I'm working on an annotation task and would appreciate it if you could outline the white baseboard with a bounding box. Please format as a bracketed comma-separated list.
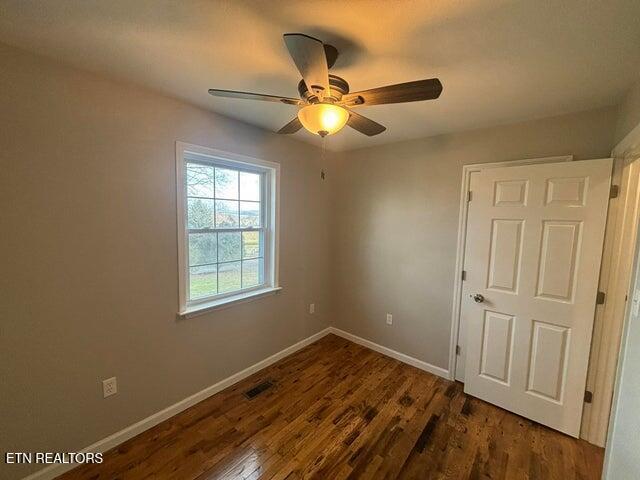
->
[22, 327, 332, 480]
[328, 327, 451, 379]
[22, 325, 449, 480]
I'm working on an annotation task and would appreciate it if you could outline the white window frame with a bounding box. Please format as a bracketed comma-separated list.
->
[176, 142, 280, 318]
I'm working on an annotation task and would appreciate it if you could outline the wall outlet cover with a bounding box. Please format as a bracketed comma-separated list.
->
[103, 377, 117, 398]
[386, 313, 393, 325]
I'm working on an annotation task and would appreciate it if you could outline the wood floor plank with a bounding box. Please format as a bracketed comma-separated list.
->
[56, 334, 604, 480]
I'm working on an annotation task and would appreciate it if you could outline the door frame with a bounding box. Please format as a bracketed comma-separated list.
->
[602, 154, 640, 478]
[448, 155, 573, 382]
[581, 143, 640, 446]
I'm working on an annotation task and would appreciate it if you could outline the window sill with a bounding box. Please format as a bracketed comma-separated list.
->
[177, 286, 282, 319]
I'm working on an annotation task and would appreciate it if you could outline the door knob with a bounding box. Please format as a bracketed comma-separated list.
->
[470, 293, 485, 303]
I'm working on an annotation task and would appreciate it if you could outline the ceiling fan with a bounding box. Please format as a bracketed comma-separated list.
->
[208, 33, 443, 137]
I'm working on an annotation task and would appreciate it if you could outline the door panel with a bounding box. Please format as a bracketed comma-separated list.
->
[487, 219, 524, 293]
[536, 221, 582, 302]
[462, 158, 612, 437]
[545, 177, 587, 206]
[527, 320, 570, 402]
[494, 179, 529, 206]
[480, 311, 514, 384]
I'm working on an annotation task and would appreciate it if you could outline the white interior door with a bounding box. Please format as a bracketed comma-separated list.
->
[462, 158, 612, 437]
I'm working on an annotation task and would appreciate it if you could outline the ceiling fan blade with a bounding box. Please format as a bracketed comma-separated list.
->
[324, 44, 339, 69]
[345, 109, 386, 136]
[277, 117, 303, 134]
[340, 78, 443, 107]
[283, 33, 330, 100]
[208, 89, 302, 105]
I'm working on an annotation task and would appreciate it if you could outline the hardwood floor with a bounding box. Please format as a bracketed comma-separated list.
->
[57, 334, 604, 480]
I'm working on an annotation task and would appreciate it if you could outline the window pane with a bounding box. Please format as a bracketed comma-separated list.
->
[182, 155, 272, 303]
[188, 233, 216, 266]
[240, 172, 260, 201]
[240, 201, 260, 228]
[215, 200, 239, 228]
[189, 265, 217, 299]
[215, 168, 238, 199]
[187, 198, 214, 229]
[242, 231, 261, 259]
[218, 261, 241, 293]
[186, 164, 214, 198]
[218, 232, 241, 262]
[242, 258, 263, 288]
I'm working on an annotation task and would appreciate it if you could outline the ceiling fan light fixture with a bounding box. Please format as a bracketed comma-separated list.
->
[297, 103, 349, 137]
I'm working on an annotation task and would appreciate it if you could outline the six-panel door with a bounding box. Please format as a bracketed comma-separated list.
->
[462, 159, 612, 437]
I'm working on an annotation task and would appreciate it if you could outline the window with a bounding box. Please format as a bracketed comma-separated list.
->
[176, 143, 279, 315]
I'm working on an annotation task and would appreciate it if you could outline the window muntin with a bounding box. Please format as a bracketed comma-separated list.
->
[178, 145, 277, 309]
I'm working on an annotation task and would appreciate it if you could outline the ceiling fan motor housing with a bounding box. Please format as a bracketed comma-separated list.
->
[298, 74, 350, 104]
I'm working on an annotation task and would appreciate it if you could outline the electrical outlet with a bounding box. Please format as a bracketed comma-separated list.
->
[309, 303, 315, 314]
[103, 377, 117, 398]
[386, 313, 393, 325]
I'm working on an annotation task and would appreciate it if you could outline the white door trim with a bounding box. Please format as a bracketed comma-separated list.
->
[448, 155, 573, 382]
[581, 151, 640, 446]
[603, 160, 640, 478]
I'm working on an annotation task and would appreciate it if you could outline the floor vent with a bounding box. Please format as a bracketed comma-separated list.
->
[244, 380, 274, 399]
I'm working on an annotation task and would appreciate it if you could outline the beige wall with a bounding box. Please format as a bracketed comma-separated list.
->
[331, 107, 618, 371]
[615, 78, 640, 145]
[0, 44, 333, 479]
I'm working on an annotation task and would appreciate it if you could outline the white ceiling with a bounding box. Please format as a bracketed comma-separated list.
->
[1, 0, 639, 151]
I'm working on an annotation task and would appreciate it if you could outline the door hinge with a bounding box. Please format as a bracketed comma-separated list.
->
[610, 185, 619, 199]
[596, 291, 606, 305]
[461, 270, 467, 281]
[467, 191, 472, 202]
[456, 345, 461, 356]
[584, 390, 593, 403]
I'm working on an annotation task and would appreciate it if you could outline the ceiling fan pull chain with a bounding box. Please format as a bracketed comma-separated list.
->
[321, 136, 326, 180]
